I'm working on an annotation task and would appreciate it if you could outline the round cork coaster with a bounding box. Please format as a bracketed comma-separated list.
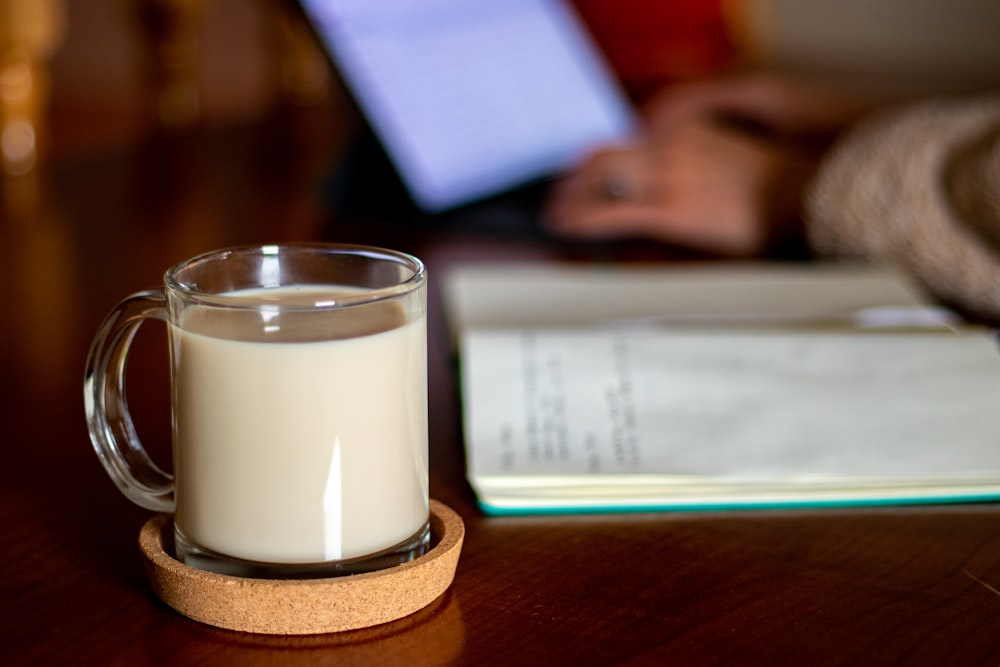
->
[138, 499, 464, 635]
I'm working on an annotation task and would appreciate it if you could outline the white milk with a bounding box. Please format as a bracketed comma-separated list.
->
[170, 289, 428, 564]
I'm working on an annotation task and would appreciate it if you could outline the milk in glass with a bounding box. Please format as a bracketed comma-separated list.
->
[170, 287, 428, 564]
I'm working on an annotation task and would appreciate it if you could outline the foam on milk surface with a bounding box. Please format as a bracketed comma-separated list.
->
[170, 286, 428, 564]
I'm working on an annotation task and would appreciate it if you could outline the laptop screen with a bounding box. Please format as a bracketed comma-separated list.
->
[296, 0, 637, 213]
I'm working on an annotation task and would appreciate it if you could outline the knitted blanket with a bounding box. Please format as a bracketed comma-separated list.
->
[805, 96, 1000, 322]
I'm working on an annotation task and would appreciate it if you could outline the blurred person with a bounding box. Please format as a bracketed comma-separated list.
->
[543, 70, 1000, 323]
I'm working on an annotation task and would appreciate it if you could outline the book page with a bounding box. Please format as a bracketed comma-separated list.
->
[461, 328, 1000, 484]
[443, 263, 930, 332]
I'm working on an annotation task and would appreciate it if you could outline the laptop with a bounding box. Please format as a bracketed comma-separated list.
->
[291, 0, 637, 233]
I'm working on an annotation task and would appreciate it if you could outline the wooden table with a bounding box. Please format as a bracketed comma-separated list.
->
[5, 108, 1000, 666]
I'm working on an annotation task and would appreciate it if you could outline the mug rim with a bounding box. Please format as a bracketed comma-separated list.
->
[163, 243, 426, 310]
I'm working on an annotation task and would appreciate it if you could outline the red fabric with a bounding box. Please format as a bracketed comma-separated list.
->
[571, 0, 738, 102]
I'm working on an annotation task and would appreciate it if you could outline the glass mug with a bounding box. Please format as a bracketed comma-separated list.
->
[84, 244, 429, 578]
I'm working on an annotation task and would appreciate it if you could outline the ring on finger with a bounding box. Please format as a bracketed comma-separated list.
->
[601, 172, 638, 202]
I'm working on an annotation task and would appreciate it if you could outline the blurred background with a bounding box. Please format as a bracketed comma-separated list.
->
[2, 0, 999, 194]
[7, 0, 337, 170]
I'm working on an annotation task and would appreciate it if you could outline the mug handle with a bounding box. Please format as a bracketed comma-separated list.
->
[84, 289, 174, 512]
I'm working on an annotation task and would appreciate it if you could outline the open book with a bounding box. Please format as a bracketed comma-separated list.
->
[443, 262, 1000, 515]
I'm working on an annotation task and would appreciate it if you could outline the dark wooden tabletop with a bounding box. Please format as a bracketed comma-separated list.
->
[5, 106, 1000, 667]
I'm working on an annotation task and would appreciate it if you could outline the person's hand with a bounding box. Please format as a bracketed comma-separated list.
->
[643, 71, 873, 142]
[543, 72, 873, 256]
[543, 111, 816, 256]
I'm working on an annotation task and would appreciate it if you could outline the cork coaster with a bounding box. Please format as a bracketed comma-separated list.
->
[138, 499, 464, 635]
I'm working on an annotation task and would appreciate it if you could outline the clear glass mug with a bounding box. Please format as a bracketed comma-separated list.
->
[84, 244, 429, 578]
